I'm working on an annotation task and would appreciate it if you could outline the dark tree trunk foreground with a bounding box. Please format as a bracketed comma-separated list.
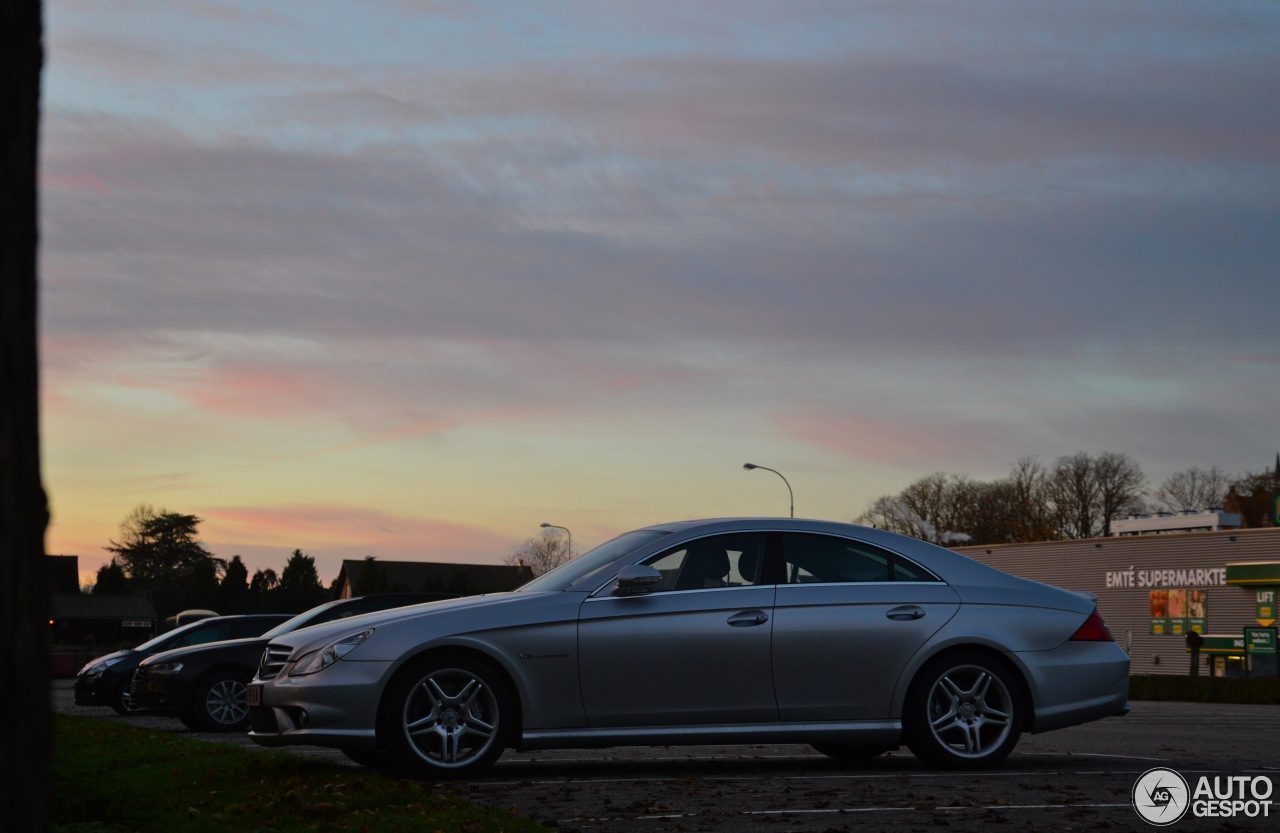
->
[0, 1, 50, 832]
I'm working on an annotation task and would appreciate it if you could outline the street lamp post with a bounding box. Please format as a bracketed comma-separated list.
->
[540, 522, 572, 558]
[743, 463, 793, 518]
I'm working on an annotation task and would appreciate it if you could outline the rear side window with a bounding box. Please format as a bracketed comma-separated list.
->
[781, 533, 938, 583]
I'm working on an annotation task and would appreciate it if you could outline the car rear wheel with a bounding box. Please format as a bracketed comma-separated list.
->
[904, 652, 1023, 769]
[380, 654, 511, 779]
[192, 670, 253, 732]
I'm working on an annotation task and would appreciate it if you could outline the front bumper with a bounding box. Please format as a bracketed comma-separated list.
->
[127, 674, 185, 714]
[247, 658, 396, 753]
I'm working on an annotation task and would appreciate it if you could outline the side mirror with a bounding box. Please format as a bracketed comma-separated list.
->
[614, 564, 662, 597]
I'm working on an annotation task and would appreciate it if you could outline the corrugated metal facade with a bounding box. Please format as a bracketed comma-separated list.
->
[953, 527, 1280, 676]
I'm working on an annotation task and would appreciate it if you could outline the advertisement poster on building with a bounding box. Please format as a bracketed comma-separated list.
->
[1168, 588, 1187, 634]
[1187, 588, 1207, 633]
[1150, 589, 1168, 634]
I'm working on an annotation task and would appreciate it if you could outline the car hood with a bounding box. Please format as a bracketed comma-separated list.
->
[141, 636, 267, 668]
[80, 648, 137, 671]
[271, 591, 559, 659]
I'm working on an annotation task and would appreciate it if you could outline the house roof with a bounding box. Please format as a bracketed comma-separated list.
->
[49, 592, 158, 620]
[335, 559, 534, 598]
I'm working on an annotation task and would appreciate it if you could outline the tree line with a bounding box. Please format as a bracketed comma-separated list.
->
[91, 505, 329, 619]
[857, 452, 1279, 547]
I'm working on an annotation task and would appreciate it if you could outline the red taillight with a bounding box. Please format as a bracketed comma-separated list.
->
[1069, 609, 1115, 642]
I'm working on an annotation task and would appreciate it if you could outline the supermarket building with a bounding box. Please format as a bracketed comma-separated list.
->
[953, 512, 1279, 676]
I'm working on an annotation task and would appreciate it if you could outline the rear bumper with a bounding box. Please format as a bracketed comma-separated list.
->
[1016, 640, 1131, 734]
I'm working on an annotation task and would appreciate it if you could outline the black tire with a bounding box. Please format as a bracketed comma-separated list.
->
[178, 712, 199, 730]
[810, 743, 892, 762]
[191, 669, 253, 732]
[904, 651, 1023, 769]
[110, 680, 131, 715]
[380, 654, 512, 779]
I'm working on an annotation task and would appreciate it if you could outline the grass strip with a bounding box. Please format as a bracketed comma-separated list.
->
[53, 715, 550, 833]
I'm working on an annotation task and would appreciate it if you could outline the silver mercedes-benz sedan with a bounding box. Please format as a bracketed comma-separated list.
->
[247, 518, 1129, 777]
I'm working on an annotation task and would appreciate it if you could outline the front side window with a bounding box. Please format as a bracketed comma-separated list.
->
[643, 533, 767, 592]
[781, 533, 937, 583]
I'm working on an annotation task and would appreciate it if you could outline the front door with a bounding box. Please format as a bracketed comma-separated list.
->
[577, 532, 777, 727]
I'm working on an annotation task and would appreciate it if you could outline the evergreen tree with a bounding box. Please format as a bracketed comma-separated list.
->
[219, 556, 250, 614]
[276, 549, 327, 612]
[103, 505, 220, 618]
[92, 561, 131, 595]
[248, 568, 279, 612]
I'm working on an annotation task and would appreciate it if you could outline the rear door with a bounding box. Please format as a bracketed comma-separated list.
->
[771, 533, 959, 721]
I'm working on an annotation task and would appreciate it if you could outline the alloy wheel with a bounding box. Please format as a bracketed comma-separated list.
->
[924, 664, 1014, 759]
[401, 667, 501, 769]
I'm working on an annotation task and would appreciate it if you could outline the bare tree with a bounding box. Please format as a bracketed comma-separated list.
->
[856, 474, 974, 545]
[1093, 451, 1146, 536]
[1003, 457, 1057, 541]
[505, 530, 573, 576]
[1051, 452, 1101, 538]
[1151, 467, 1230, 513]
[0, 2, 49, 830]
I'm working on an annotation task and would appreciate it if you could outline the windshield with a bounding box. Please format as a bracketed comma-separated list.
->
[516, 529, 670, 592]
[133, 618, 217, 652]
[259, 601, 342, 640]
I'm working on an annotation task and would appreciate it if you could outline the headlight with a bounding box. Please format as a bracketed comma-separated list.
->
[288, 629, 374, 677]
[146, 661, 184, 676]
[80, 656, 123, 677]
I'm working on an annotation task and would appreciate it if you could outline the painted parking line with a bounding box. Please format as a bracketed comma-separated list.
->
[558, 802, 1135, 824]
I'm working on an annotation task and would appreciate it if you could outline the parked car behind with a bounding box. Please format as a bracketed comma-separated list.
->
[130, 594, 451, 731]
[73, 614, 290, 714]
[247, 518, 1130, 777]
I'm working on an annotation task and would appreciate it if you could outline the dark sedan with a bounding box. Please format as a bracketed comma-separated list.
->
[73, 614, 290, 714]
[129, 594, 450, 731]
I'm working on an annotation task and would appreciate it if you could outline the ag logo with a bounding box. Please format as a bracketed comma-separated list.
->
[1133, 767, 1190, 825]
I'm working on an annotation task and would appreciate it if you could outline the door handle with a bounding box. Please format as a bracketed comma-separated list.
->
[886, 605, 925, 621]
[727, 610, 769, 627]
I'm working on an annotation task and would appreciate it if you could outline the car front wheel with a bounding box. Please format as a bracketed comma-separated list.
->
[381, 654, 511, 779]
[192, 670, 253, 732]
[904, 652, 1023, 769]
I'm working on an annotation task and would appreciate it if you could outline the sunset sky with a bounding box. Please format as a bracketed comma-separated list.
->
[40, 1, 1280, 589]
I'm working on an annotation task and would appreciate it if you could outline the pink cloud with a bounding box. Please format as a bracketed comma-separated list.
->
[776, 405, 1009, 473]
[172, 363, 332, 419]
[202, 503, 514, 562]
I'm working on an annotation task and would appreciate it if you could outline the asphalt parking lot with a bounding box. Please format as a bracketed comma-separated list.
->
[53, 681, 1280, 832]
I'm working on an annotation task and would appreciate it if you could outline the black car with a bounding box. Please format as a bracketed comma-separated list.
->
[129, 594, 450, 731]
[73, 614, 291, 714]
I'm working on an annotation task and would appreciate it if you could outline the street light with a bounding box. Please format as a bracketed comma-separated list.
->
[540, 522, 572, 558]
[743, 463, 793, 518]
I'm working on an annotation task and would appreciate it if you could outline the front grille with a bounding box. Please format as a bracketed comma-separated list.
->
[258, 644, 293, 681]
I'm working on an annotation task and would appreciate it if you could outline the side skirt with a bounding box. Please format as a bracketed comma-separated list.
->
[517, 720, 901, 751]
